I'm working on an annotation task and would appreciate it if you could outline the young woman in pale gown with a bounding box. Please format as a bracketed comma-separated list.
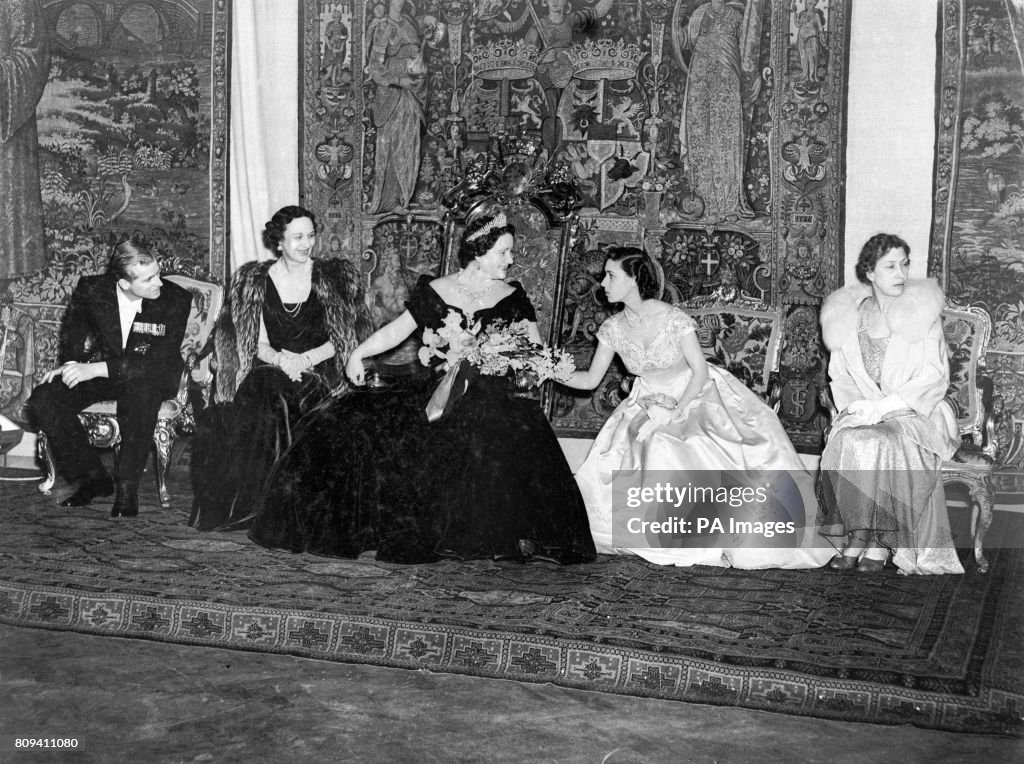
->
[562, 247, 833, 569]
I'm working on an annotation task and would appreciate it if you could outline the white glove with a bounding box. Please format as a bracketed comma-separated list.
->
[843, 398, 898, 427]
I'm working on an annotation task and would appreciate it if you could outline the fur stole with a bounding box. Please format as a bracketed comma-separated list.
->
[820, 278, 945, 352]
[214, 258, 371, 403]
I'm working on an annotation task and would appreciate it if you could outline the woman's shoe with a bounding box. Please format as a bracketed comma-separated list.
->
[856, 555, 888, 573]
[829, 554, 860, 571]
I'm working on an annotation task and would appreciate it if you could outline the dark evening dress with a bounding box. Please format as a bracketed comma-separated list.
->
[247, 276, 596, 564]
[189, 280, 334, 531]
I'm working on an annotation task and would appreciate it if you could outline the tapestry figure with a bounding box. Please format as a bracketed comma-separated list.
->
[673, 0, 762, 223]
[367, 0, 427, 214]
[795, 0, 825, 82]
[322, 7, 349, 87]
[0, 0, 50, 277]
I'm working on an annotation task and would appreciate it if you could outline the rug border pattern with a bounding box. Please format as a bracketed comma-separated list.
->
[2, 581, 1019, 736]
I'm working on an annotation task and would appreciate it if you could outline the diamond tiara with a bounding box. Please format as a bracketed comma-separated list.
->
[465, 212, 509, 242]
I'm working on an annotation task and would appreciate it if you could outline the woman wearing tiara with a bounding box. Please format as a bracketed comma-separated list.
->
[562, 247, 833, 568]
[248, 210, 596, 564]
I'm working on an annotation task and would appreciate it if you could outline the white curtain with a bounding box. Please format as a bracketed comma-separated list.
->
[844, 0, 937, 282]
[229, 0, 300, 273]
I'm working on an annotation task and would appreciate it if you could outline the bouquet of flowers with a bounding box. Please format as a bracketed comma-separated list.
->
[420, 309, 575, 421]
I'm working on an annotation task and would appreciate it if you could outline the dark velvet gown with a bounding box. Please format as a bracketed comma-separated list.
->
[247, 276, 596, 564]
[189, 280, 334, 531]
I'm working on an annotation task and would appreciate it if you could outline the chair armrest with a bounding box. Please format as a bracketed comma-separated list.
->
[818, 385, 838, 418]
[173, 355, 195, 407]
[979, 372, 999, 461]
[765, 371, 781, 413]
[818, 386, 838, 444]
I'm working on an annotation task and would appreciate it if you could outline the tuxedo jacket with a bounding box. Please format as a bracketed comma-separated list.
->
[59, 274, 193, 400]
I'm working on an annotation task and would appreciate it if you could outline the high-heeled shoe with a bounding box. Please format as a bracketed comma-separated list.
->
[856, 555, 888, 573]
[828, 554, 860, 571]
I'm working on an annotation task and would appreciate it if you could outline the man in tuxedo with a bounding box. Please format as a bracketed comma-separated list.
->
[27, 241, 192, 517]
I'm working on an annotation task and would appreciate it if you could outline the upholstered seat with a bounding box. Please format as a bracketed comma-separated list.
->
[37, 274, 223, 507]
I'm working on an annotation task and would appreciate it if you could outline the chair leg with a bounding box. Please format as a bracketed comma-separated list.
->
[37, 432, 57, 495]
[970, 477, 995, 574]
[154, 419, 174, 508]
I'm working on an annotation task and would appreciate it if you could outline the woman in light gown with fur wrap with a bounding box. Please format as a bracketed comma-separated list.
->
[819, 233, 962, 575]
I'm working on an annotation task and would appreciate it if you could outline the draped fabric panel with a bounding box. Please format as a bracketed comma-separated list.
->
[229, 0, 300, 274]
[844, 0, 937, 284]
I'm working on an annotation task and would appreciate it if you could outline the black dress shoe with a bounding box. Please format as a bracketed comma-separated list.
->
[60, 474, 115, 507]
[111, 480, 139, 518]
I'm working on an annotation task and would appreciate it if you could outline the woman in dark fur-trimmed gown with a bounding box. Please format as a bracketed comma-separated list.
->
[247, 210, 596, 564]
[188, 206, 369, 531]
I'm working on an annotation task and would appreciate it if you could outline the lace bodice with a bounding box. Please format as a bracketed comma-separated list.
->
[856, 302, 890, 387]
[597, 307, 697, 376]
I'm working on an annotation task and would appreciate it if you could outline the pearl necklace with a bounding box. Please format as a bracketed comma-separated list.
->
[271, 261, 310, 317]
[281, 300, 304, 317]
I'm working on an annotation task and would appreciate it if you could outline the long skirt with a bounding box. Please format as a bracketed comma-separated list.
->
[820, 412, 963, 575]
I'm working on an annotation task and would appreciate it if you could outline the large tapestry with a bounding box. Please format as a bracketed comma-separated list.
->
[0, 0, 230, 422]
[300, 0, 851, 450]
[932, 0, 1024, 492]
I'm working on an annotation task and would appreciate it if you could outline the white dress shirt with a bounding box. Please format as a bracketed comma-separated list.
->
[116, 288, 143, 349]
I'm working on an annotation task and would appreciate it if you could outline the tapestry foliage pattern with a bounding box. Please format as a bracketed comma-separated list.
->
[0, 0, 230, 423]
[932, 0, 1024, 491]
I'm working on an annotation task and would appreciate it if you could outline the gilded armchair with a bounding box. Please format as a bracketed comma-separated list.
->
[939, 299, 998, 573]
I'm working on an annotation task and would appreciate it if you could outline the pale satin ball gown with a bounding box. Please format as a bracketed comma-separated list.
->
[574, 307, 834, 568]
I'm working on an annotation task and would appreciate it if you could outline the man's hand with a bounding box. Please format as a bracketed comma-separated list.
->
[48, 362, 108, 388]
[39, 363, 71, 385]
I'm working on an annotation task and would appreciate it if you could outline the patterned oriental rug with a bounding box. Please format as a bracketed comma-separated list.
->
[1, 475, 1021, 736]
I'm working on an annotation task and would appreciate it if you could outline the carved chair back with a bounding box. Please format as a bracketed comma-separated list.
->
[682, 286, 784, 404]
[163, 274, 223, 404]
[941, 300, 996, 458]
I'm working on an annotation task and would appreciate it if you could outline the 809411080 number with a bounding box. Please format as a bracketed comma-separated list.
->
[15, 739, 79, 748]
